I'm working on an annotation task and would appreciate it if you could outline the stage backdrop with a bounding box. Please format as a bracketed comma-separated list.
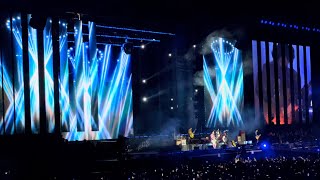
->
[0, 13, 133, 140]
[204, 37, 244, 129]
[252, 41, 312, 125]
[61, 20, 133, 141]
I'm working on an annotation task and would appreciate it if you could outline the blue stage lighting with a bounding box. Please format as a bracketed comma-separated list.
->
[260, 142, 270, 150]
[43, 18, 55, 133]
[204, 37, 243, 128]
[61, 20, 133, 141]
[26, 14, 41, 133]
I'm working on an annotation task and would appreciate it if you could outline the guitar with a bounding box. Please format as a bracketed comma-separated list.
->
[255, 130, 261, 143]
[188, 128, 196, 139]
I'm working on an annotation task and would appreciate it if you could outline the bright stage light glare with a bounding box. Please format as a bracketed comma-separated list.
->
[195, 89, 198, 92]
[141, 44, 145, 49]
[171, 98, 173, 101]
[142, 79, 146, 83]
[193, 45, 196, 48]
[168, 53, 172, 57]
[170, 107, 174, 110]
[142, 97, 148, 102]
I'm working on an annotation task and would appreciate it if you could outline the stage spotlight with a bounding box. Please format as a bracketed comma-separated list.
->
[171, 98, 173, 101]
[142, 79, 146, 84]
[142, 97, 148, 102]
[29, 14, 47, 30]
[195, 89, 198, 92]
[122, 42, 134, 54]
[263, 144, 267, 148]
[141, 44, 145, 49]
[168, 53, 172, 57]
[193, 45, 196, 48]
[261, 142, 269, 150]
[170, 107, 174, 110]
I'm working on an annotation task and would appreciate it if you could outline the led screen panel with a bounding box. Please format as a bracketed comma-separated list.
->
[61, 20, 133, 140]
[204, 37, 244, 129]
[252, 41, 312, 124]
[43, 18, 55, 133]
[28, 14, 40, 133]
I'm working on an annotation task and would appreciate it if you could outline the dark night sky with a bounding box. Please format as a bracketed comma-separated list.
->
[1, 0, 319, 22]
[2, 0, 320, 44]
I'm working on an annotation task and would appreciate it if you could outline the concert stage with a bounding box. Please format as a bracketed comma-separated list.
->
[127, 146, 263, 160]
[124, 133, 320, 161]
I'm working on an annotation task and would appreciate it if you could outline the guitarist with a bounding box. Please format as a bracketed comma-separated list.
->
[188, 128, 196, 139]
[255, 129, 261, 145]
[188, 128, 197, 145]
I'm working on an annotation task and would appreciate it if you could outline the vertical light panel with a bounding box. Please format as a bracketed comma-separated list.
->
[43, 18, 55, 133]
[28, 14, 40, 134]
[88, 21, 99, 131]
[120, 73, 133, 137]
[277, 45, 285, 124]
[204, 37, 243, 128]
[2, 15, 14, 134]
[252, 40, 261, 123]
[306, 46, 312, 123]
[68, 46, 77, 138]
[292, 45, 299, 123]
[59, 20, 70, 132]
[97, 45, 112, 139]
[12, 13, 25, 133]
[284, 45, 292, 124]
[0, 17, 6, 135]
[74, 20, 85, 131]
[260, 41, 269, 124]
[268, 42, 278, 124]
[0, 40, 3, 135]
[299, 46, 306, 123]
[83, 42, 91, 139]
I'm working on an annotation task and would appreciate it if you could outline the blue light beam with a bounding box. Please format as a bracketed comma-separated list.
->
[204, 38, 244, 128]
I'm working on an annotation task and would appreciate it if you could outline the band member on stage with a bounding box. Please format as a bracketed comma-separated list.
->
[222, 130, 229, 146]
[255, 129, 261, 145]
[210, 130, 217, 149]
[216, 129, 221, 140]
[188, 128, 196, 139]
[215, 129, 222, 148]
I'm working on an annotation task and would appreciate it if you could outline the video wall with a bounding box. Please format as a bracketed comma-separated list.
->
[204, 37, 244, 129]
[252, 41, 312, 125]
[0, 13, 25, 135]
[0, 13, 133, 140]
[61, 20, 133, 141]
